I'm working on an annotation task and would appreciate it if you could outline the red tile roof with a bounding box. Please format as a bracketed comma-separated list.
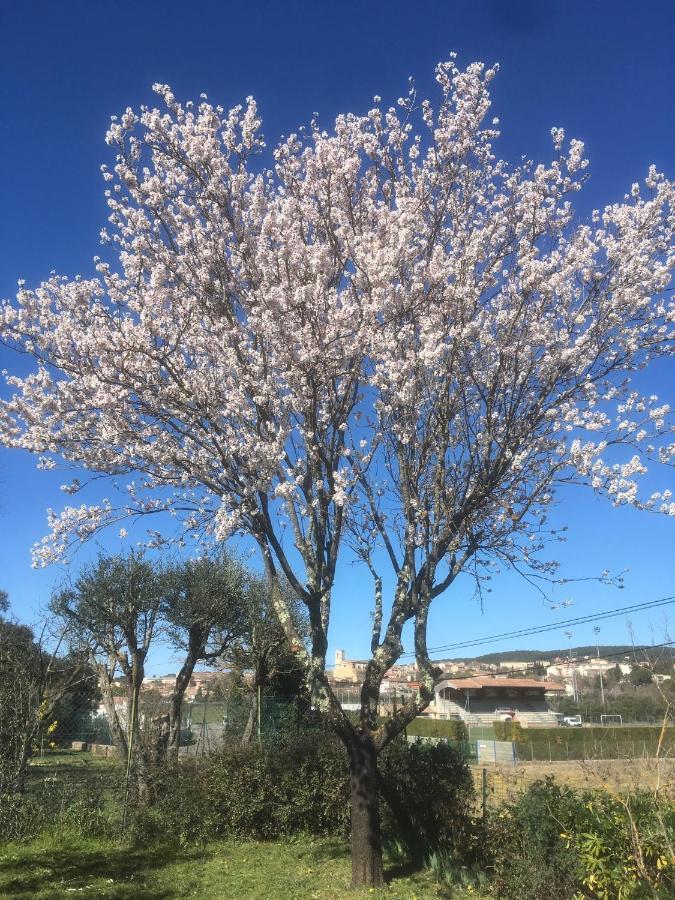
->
[437, 676, 565, 692]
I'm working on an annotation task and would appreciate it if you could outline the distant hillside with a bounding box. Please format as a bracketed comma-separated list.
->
[438, 645, 675, 664]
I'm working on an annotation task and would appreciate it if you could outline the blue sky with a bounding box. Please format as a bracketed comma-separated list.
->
[1, 1, 674, 673]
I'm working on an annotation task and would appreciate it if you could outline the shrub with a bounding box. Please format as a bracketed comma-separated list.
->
[493, 720, 523, 741]
[560, 789, 675, 899]
[487, 777, 583, 900]
[134, 730, 481, 865]
[379, 737, 481, 867]
[486, 777, 675, 900]
[135, 732, 351, 845]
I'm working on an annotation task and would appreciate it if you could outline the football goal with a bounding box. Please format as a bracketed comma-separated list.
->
[600, 714, 623, 726]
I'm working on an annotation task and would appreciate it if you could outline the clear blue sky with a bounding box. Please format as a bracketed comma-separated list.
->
[1, 0, 674, 673]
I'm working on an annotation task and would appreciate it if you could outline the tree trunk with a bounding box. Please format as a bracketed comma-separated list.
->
[11, 731, 34, 794]
[97, 665, 128, 757]
[347, 732, 385, 889]
[127, 662, 152, 802]
[167, 692, 184, 759]
[167, 640, 201, 760]
[241, 690, 257, 745]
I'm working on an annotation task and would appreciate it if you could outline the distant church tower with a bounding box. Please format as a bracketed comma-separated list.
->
[335, 649, 346, 666]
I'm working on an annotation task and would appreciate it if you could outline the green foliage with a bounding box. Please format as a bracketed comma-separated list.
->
[427, 849, 489, 894]
[487, 778, 675, 900]
[561, 790, 675, 899]
[628, 665, 653, 686]
[513, 725, 674, 761]
[487, 778, 585, 900]
[379, 738, 480, 867]
[551, 681, 673, 722]
[133, 730, 480, 868]
[223, 573, 309, 706]
[493, 720, 523, 741]
[404, 716, 468, 740]
[134, 733, 351, 845]
[50, 661, 101, 746]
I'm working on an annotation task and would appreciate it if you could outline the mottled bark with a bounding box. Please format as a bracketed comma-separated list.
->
[167, 637, 201, 759]
[97, 664, 128, 756]
[10, 733, 33, 795]
[346, 732, 385, 889]
[240, 692, 257, 745]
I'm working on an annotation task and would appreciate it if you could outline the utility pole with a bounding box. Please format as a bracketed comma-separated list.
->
[593, 625, 606, 710]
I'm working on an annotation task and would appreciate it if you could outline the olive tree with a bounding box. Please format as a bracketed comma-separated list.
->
[161, 552, 248, 757]
[51, 552, 165, 796]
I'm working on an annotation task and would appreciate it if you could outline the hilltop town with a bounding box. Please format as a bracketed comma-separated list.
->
[132, 645, 674, 726]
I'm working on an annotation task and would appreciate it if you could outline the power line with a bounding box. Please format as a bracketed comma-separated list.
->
[399, 595, 675, 659]
[434, 639, 675, 683]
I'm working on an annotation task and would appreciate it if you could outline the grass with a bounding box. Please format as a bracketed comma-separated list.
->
[29, 749, 119, 771]
[0, 832, 481, 899]
[26, 749, 122, 794]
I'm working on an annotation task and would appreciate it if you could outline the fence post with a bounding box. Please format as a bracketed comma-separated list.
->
[566, 741, 569, 761]
[530, 741, 534, 762]
[493, 740, 497, 765]
[548, 740, 552, 763]
[482, 767, 488, 819]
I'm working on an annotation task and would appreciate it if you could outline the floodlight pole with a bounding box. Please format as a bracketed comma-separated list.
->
[565, 631, 578, 704]
[593, 626, 606, 710]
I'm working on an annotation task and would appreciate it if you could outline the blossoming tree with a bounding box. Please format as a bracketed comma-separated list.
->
[1, 58, 674, 885]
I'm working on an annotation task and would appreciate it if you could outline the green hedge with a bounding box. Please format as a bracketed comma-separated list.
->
[493, 720, 524, 741]
[405, 717, 468, 741]
[512, 726, 674, 761]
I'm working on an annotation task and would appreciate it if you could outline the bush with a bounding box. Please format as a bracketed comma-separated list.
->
[379, 737, 481, 867]
[561, 789, 675, 899]
[493, 720, 523, 741]
[134, 730, 480, 865]
[487, 778, 583, 900]
[486, 777, 675, 900]
[135, 732, 351, 845]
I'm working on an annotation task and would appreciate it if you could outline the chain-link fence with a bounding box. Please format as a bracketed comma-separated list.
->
[4, 685, 674, 840]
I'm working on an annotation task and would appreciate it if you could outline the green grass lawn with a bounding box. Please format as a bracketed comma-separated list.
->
[29, 749, 119, 771]
[27, 749, 122, 794]
[0, 832, 481, 899]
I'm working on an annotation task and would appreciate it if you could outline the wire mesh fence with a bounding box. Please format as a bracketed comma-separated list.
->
[3, 685, 673, 844]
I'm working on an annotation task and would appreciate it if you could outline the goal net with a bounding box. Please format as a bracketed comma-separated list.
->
[600, 714, 623, 726]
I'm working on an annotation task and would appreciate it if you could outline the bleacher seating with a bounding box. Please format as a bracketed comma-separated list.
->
[435, 694, 559, 727]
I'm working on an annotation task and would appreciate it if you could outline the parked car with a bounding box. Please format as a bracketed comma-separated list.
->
[561, 715, 582, 727]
